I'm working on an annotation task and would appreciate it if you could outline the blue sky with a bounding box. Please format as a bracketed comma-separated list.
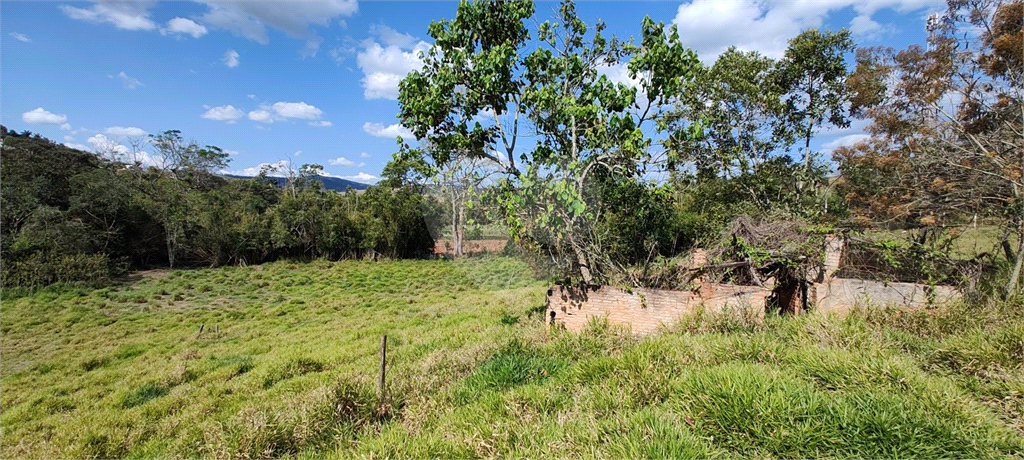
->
[2, 0, 944, 184]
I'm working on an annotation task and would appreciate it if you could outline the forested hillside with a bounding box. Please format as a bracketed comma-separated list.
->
[0, 127, 435, 287]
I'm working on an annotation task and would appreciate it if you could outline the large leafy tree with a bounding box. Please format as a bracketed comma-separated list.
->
[778, 29, 855, 174]
[662, 48, 796, 212]
[397, 0, 699, 283]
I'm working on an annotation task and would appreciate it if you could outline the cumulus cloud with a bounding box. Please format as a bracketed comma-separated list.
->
[328, 157, 355, 166]
[357, 24, 429, 100]
[360, 152, 370, 158]
[341, 172, 378, 183]
[223, 49, 240, 68]
[248, 109, 273, 123]
[87, 133, 128, 154]
[85, 133, 160, 166]
[202, 105, 245, 123]
[272, 101, 323, 120]
[850, 14, 887, 39]
[245, 102, 326, 124]
[22, 107, 68, 126]
[362, 121, 414, 139]
[161, 17, 207, 38]
[111, 71, 144, 89]
[60, 2, 157, 31]
[9, 32, 31, 42]
[198, 1, 357, 46]
[369, 23, 416, 48]
[103, 126, 146, 137]
[672, 0, 941, 61]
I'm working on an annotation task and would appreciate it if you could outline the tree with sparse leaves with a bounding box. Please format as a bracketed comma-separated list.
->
[838, 0, 1023, 292]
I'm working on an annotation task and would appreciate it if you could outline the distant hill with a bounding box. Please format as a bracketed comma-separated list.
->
[222, 174, 371, 191]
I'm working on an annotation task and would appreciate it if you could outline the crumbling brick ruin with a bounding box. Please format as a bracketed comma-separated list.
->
[546, 237, 961, 334]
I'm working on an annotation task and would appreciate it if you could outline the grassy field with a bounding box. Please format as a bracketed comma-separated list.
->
[862, 224, 1017, 260]
[1, 256, 1021, 458]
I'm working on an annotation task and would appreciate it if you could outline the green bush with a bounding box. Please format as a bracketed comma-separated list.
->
[1, 252, 116, 288]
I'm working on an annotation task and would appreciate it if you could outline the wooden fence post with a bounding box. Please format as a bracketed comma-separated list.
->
[378, 334, 387, 401]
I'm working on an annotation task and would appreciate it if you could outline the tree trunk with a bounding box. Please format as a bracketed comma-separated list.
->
[451, 191, 462, 257]
[571, 243, 593, 285]
[456, 203, 465, 257]
[166, 232, 176, 269]
[1007, 228, 1023, 294]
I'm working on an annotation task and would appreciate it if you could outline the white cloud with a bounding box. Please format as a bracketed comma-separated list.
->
[22, 107, 68, 126]
[226, 161, 375, 183]
[198, 1, 357, 45]
[356, 36, 429, 100]
[359, 152, 370, 158]
[294, 150, 302, 157]
[86, 133, 160, 166]
[328, 157, 354, 166]
[272, 101, 323, 120]
[223, 49, 240, 68]
[60, 2, 157, 31]
[850, 14, 887, 39]
[248, 109, 274, 123]
[87, 133, 128, 154]
[822, 133, 870, 153]
[358, 162, 366, 167]
[202, 105, 245, 122]
[300, 36, 323, 58]
[161, 17, 207, 38]
[328, 36, 361, 65]
[225, 149, 241, 156]
[64, 142, 91, 151]
[223, 159, 293, 177]
[672, 0, 941, 62]
[245, 102, 326, 124]
[369, 23, 416, 48]
[103, 126, 146, 137]
[9, 32, 31, 42]
[596, 63, 642, 89]
[111, 71, 144, 89]
[341, 172, 378, 183]
[362, 121, 414, 139]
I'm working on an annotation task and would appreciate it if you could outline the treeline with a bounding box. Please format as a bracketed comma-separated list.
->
[0, 127, 435, 288]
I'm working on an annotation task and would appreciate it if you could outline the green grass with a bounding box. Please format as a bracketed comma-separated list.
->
[863, 224, 1016, 259]
[1, 256, 1021, 458]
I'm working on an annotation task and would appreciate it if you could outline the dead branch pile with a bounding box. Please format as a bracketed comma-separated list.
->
[700, 216, 827, 286]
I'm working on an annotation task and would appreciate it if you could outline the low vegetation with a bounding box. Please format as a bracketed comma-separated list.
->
[2, 257, 1020, 458]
